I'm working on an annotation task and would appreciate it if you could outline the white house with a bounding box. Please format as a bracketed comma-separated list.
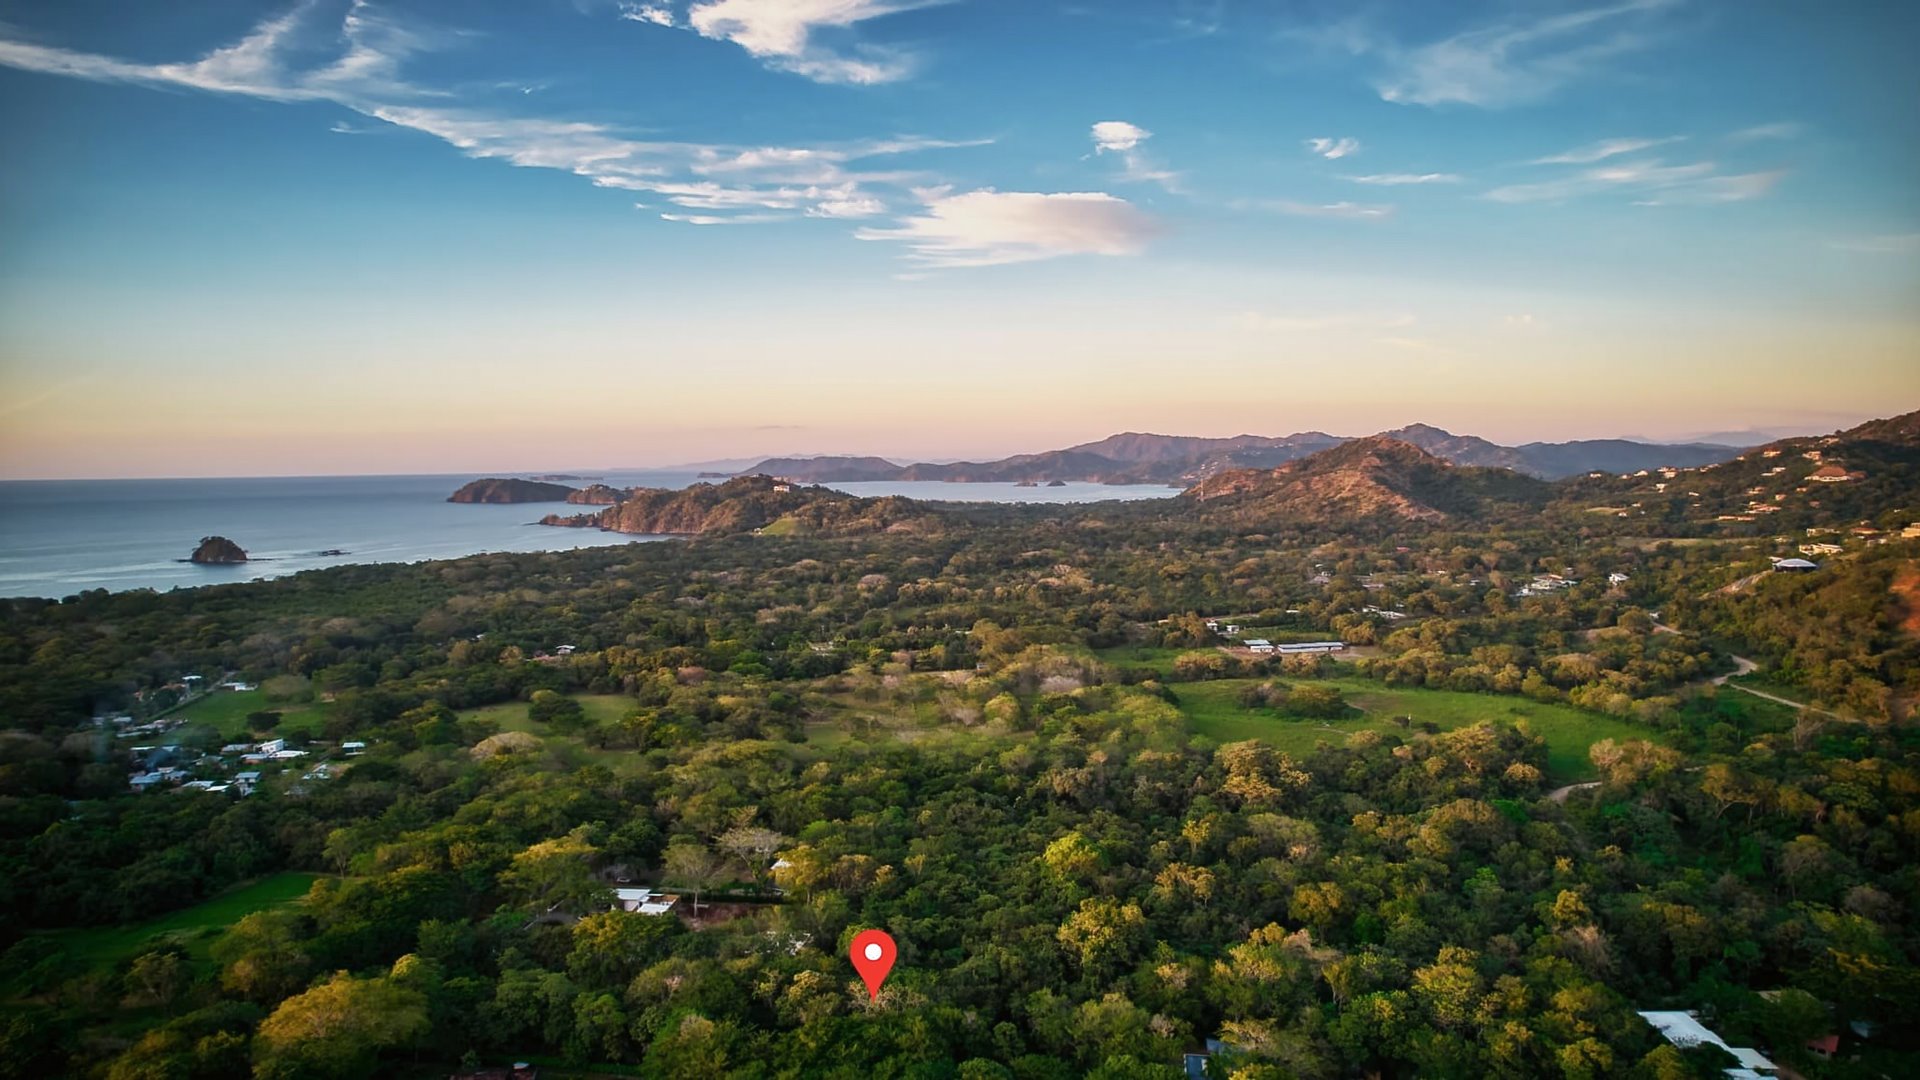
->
[1607, 572, 1631, 584]
[233, 771, 263, 795]
[1276, 641, 1345, 654]
[220, 680, 257, 692]
[342, 741, 367, 755]
[1772, 557, 1819, 572]
[257, 738, 286, 754]
[612, 887, 680, 916]
[1637, 1011, 1776, 1079]
[1243, 639, 1275, 654]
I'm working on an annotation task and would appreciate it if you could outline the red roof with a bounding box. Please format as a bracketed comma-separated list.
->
[1807, 1034, 1839, 1054]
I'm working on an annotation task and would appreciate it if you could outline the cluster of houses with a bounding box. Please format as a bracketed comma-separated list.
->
[126, 735, 363, 796]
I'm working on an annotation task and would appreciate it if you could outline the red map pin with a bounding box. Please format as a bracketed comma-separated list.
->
[849, 929, 897, 1000]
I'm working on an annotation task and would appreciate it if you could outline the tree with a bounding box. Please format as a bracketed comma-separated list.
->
[213, 910, 312, 1003]
[501, 827, 606, 914]
[663, 839, 727, 913]
[126, 949, 188, 1011]
[716, 826, 788, 891]
[529, 690, 587, 732]
[253, 971, 428, 1079]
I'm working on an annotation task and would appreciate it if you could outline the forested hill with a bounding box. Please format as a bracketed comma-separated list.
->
[447, 478, 578, 503]
[1555, 407, 1920, 534]
[1181, 437, 1556, 523]
[541, 475, 945, 537]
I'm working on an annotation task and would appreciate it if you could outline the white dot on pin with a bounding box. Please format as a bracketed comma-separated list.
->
[864, 943, 883, 961]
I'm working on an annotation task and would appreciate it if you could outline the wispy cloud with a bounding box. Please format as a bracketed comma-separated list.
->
[627, 0, 948, 85]
[1530, 135, 1684, 164]
[856, 189, 1159, 268]
[1271, 200, 1394, 220]
[1487, 158, 1781, 205]
[1727, 121, 1801, 142]
[1306, 136, 1360, 159]
[618, 3, 676, 27]
[1344, 172, 1461, 185]
[1090, 120, 1182, 191]
[1631, 170, 1783, 206]
[0, 3, 991, 234]
[1828, 232, 1920, 255]
[1375, 0, 1680, 108]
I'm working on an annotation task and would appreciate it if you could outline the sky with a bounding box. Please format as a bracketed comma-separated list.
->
[0, 0, 1916, 479]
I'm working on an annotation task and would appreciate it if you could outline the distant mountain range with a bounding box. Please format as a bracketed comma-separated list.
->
[448, 408, 1917, 536]
[729, 424, 1748, 486]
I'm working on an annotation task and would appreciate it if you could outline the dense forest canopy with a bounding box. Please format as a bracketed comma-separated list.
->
[1, 416, 1917, 1079]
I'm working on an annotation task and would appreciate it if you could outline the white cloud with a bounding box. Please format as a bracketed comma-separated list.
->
[1828, 232, 1920, 255]
[1530, 135, 1684, 164]
[1345, 172, 1461, 185]
[1306, 136, 1360, 159]
[1089, 120, 1182, 192]
[619, 3, 677, 27]
[1376, 0, 1679, 108]
[660, 211, 783, 225]
[1272, 200, 1394, 220]
[676, 0, 947, 85]
[0, 5, 989, 233]
[856, 189, 1159, 268]
[1091, 121, 1150, 153]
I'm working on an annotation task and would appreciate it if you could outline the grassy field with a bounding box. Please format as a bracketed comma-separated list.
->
[461, 694, 637, 733]
[170, 689, 331, 740]
[1171, 678, 1661, 783]
[33, 872, 322, 975]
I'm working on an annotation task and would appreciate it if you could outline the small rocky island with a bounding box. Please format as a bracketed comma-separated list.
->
[189, 536, 248, 564]
[447, 478, 578, 504]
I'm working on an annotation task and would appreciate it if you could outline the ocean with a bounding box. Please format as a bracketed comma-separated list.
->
[0, 472, 1174, 598]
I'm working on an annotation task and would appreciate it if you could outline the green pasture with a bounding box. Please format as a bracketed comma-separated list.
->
[1172, 678, 1663, 783]
[169, 689, 331, 739]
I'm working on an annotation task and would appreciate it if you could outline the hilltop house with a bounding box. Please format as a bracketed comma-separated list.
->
[1809, 465, 1853, 482]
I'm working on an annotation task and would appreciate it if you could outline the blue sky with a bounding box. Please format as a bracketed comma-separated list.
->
[0, 0, 1915, 477]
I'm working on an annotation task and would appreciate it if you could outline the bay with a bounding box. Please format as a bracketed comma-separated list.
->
[0, 472, 1173, 598]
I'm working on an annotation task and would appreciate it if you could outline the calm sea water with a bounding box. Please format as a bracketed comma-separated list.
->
[0, 472, 1172, 598]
